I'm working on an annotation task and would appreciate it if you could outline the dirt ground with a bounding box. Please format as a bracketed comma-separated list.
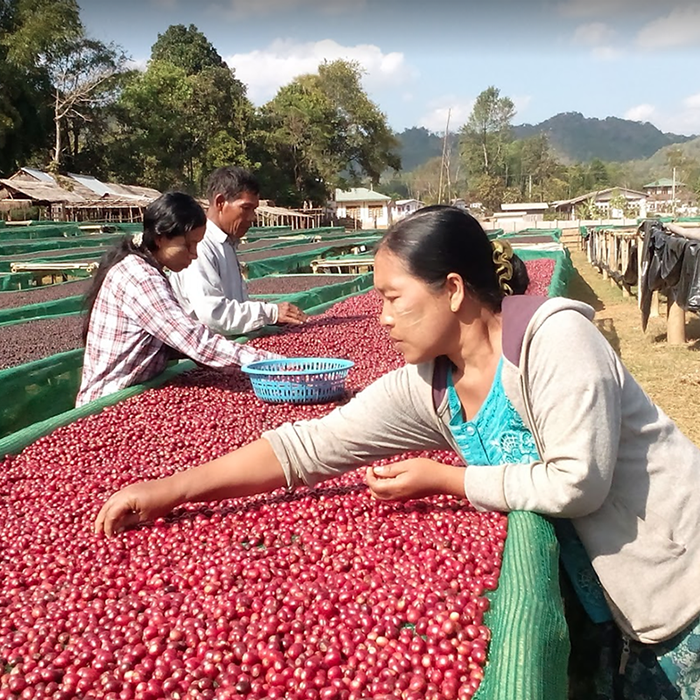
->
[565, 242, 700, 447]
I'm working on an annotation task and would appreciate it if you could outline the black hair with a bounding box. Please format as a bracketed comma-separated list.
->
[206, 166, 260, 203]
[377, 205, 529, 312]
[82, 191, 206, 343]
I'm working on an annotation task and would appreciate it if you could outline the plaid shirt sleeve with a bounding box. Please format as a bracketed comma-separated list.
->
[122, 263, 272, 369]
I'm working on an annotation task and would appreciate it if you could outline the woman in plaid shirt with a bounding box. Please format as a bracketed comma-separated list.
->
[77, 192, 274, 406]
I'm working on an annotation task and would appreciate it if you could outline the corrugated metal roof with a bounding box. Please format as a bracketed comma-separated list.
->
[19, 167, 55, 183]
[335, 187, 391, 203]
[501, 202, 549, 211]
[0, 178, 87, 203]
[552, 187, 647, 208]
[644, 178, 685, 188]
[66, 172, 116, 197]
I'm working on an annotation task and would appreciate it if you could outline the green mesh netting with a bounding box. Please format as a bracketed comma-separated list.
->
[0, 272, 36, 291]
[0, 349, 85, 442]
[245, 226, 349, 241]
[247, 273, 374, 313]
[0, 249, 106, 272]
[512, 248, 573, 298]
[499, 228, 562, 241]
[0, 273, 571, 697]
[0, 233, 124, 257]
[0, 277, 375, 440]
[0, 223, 94, 240]
[474, 511, 569, 700]
[0, 355, 197, 455]
[0, 295, 85, 326]
[244, 237, 380, 279]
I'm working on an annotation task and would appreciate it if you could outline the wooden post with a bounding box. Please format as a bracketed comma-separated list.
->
[667, 291, 686, 345]
[650, 292, 660, 318]
[601, 231, 609, 280]
[609, 232, 618, 288]
[621, 237, 630, 298]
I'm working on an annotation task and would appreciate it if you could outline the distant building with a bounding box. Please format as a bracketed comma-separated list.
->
[498, 202, 549, 222]
[551, 187, 647, 220]
[394, 198, 424, 221]
[333, 187, 393, 229]
[643, 178, 689, 214]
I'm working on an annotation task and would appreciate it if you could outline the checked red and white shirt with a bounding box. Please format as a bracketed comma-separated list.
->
[77, 254, 271, 406]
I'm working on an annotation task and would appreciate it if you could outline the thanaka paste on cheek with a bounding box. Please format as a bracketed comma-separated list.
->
[392, 297, 428, 329]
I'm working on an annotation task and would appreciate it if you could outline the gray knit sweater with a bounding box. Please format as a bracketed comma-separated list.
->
[263, 296, 700, 643]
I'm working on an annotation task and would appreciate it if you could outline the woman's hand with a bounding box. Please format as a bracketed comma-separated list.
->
[365, 458, 466, 502]
[94, 478, 182, 537]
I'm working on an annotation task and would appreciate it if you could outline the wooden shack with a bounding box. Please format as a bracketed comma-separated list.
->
[0, 168, 160, 222]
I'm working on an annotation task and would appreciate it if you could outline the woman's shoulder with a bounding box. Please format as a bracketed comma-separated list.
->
[112, 254, 159, 282]
[102, 254, 161, 296]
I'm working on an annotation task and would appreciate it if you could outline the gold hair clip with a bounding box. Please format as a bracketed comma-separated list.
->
[492, 240, 514, 295]
[132, 231, 144, 248]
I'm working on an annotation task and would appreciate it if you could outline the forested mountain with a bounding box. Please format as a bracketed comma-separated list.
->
[395, 113, 695, 172]
[395, 127, 458, 172]
[513, 112, 694, 163]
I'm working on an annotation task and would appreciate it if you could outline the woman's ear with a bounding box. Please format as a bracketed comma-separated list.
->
[445, 272, 464, 312]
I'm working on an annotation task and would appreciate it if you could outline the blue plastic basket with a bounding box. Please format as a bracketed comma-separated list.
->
[241, 357, 355, 404]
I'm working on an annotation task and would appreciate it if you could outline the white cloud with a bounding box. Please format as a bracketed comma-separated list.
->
[637, 5, 700, 48]
[684, 93, 700, 110]
[667, 93, 700, 133]
[216, 0, 365, 19]
[625, 104, 657, 122]
[226, 39, 412, 105]
[626, 94, 700, 135]
[125, 58, 148, 71]
[513, 95, 533, 114]
[592, 46, 623, 60]
[558, 0, 684, 19]
[571, 22, 622, 59]
[418, 98, 475, 133]
[150, 0, 177, 6]
[573, 22, 617, 45]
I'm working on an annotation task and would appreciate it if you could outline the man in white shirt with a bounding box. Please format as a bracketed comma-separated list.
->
[170, 166, 306, 335]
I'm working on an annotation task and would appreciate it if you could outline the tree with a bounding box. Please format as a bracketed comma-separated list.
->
[460, 86, 515, 180]
[109, 26, 253, 192]
[315, 60, 401, 184]
[257, 78, 344, 205]
[48, 37, 128, 168]
[587, 158, 610, 189]
[0, 0, 82, 173]
[472, 174, 506, 213]
[151, 24, 226, 75]
[259, 59, 401, 205]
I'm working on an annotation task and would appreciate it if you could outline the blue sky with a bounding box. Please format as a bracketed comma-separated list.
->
[80, 0, 700, 136]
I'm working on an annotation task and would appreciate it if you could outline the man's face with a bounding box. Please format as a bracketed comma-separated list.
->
[215, 190, 259, 240]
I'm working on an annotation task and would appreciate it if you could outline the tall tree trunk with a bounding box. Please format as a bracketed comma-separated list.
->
[53, 93, 62, 167]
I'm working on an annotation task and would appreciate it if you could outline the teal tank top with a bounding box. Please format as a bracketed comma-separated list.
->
[446, 358, 611, 623]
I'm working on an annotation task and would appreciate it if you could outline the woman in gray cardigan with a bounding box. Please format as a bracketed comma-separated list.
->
[96, 206, 700, 698]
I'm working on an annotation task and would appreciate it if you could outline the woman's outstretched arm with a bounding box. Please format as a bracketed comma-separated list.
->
[95, 439, 286, 536]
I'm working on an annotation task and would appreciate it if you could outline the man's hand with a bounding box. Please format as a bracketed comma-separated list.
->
[365, 458, 466, 502]
[95, 478, 182, 537]
[275, 302, 307, 325]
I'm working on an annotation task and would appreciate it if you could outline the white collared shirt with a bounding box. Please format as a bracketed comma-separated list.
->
[170, 219, 278, 335]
